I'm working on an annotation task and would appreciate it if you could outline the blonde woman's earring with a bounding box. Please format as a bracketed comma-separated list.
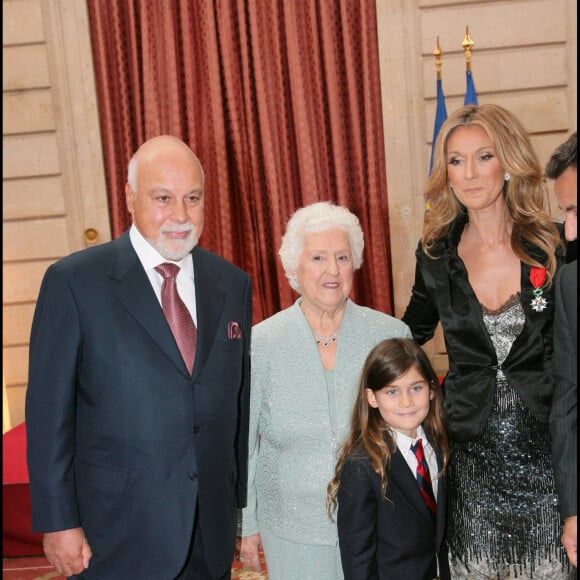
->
[504, 172, 511, 181]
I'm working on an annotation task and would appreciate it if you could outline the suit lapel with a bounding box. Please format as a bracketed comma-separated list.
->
[191, 248, 226, 380]
[110, 233, 189, 376]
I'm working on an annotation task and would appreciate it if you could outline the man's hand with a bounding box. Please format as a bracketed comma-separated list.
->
[43, 527, 92, 577]
[240, 533, 263, 572]
[562, 515, 577, 567]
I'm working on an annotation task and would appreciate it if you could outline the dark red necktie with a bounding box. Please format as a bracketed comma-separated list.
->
[155, 263, 197, 374]
[411, 438, 437, 515]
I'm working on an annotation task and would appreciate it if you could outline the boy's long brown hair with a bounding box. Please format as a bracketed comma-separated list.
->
[327, 338, 449, 517]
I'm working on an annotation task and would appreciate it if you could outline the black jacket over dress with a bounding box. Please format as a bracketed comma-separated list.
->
[402, 213, 565, 442]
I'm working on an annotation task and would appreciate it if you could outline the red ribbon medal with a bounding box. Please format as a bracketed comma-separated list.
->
[529, 267, 548, 312]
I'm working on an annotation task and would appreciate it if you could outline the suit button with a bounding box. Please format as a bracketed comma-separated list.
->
[189, 473, 198, 481]
[193, 425, 200, 433]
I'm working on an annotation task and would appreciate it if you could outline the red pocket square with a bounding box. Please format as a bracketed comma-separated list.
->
[228, 321, 242, 340]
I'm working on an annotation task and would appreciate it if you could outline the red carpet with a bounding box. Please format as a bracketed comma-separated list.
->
[3, 422, 43, 557]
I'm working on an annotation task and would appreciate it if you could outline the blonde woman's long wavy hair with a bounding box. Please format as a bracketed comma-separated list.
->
[327, 339, 448, 517]
[424, 104, 562, 282]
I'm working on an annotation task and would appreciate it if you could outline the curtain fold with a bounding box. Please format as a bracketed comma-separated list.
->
[87, 0, 394, 323]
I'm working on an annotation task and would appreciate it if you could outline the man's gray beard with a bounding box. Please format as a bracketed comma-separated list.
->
[149, 233, 198, 261]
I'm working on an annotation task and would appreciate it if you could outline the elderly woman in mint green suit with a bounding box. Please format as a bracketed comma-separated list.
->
[239, 202, 412, 580]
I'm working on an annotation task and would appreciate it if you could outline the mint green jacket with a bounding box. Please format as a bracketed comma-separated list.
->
[241, 298, 412, 545]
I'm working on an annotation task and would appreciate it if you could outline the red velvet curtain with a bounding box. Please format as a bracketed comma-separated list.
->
[87, 0, 393, 323]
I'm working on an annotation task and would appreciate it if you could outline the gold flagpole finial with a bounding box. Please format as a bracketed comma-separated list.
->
[433, 36, 443, 80]
[462, 25, 474, 72]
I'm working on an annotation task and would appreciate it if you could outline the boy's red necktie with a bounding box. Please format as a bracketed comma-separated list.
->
[411, 438, 437, 516]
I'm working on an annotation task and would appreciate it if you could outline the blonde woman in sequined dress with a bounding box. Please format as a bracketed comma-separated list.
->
[403, 104, 570, 579]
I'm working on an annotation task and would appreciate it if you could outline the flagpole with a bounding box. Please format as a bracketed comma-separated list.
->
[429, 36, 448, 190]
[462, 26, 479, 106]
[434, 35, 443, 81]
[462, 25, 474, 73]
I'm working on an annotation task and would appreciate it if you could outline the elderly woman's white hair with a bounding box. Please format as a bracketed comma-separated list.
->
[278, 201, 364, 292]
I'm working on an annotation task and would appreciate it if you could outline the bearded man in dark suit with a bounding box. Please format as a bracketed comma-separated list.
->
[26, 135, 252, 579]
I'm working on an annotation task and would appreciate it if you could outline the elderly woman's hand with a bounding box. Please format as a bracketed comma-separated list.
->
[239, 533, 263, 572]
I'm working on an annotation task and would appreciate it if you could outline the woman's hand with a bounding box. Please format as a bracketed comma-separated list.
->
[239, 533, 263, 572]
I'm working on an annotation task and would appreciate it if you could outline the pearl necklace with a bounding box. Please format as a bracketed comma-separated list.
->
[314, 330, 339, 347]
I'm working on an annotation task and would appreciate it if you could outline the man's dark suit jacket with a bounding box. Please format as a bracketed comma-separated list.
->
[25, 231, 252, 579]
[337, 446, 450, 580]
[550, 259, 577, 521]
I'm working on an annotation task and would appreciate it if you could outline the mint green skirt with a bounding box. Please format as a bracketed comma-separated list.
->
[260, 530, 344, 580]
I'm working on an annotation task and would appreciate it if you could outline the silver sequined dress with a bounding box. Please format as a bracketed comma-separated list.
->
[447, 294, 569, 579]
